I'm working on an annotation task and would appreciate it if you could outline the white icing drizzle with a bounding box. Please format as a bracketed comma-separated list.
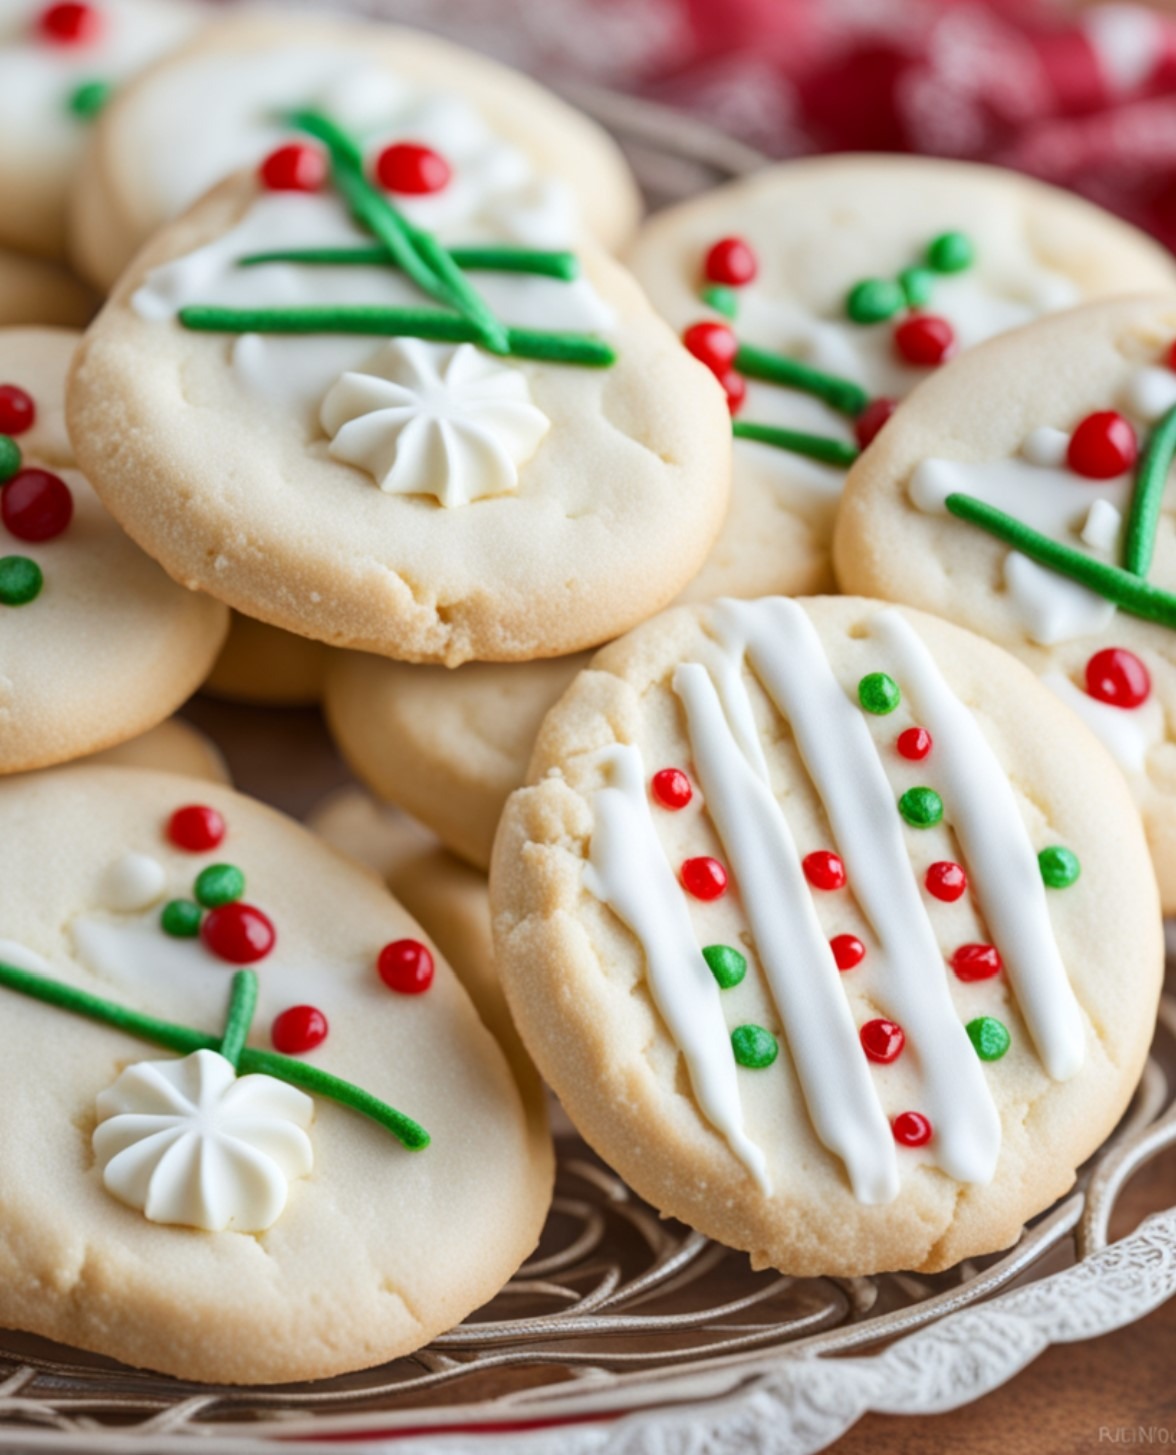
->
[582, 744, 770, 1192]
[872, 610, 1087, 1080]
[1123, 365, 1176, 424]
[909, 454, 1132, 538]
[1044, 671, 1164, 776]
[100, 852, 167, 913]
[1004, 551, 1117, 646]
[1022, 427, 1069, 468]
[673, 661, 900, 1204]
[1080, 498, 1122, 552]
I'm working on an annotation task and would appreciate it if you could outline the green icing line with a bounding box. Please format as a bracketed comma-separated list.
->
[0, 435, 21, 482]
[237, 244, 579, 280]
[1038, 845, 1081, 889]
[1123, 402, 1176, 578]
[734, 342, 869, 416]
[700, 283, 738, 319]
[702, 944, 747, 990]
[945, 492, 1176, 629]
[219, 970, 257, 1070]
[732, 421, 859, 466]
[731, 1024, 778, 1069]
[0, 555, 42, 606]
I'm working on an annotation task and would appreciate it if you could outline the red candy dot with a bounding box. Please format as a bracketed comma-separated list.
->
[0, 385, 35, 436]
[201, 903, 276, 964]
[1067, 411, 1137, 479]
[37, 1, 100, 43]
[271, 1004, 328, 1055]
[704, 236, 757, 287]
[378, 938, 435, 994]
[830, 933, 865, 971]
[682, 321, 738, 375]
[951, 943, 1002, 981]
[1167, 340, 1176, 372]
[1, 468, 72, 542]
[894, 315, 956, 367]
[681, 856, 728, 900]
[1084, 647, 1150, 709]
[720, 369, 746, 415]
[892, 1111, 933, 1147]
[803, 850, 846, 891]
[925, 861, 967, 903]
[854, 397, 897, 449]
[375, 142, 451, 195]
[896, 726, 932, 761]
[167, 803, 226, 852]
[259, 143, 327, 193]
[651, 768, 692, 810]
[860, 1018, 905, 1063]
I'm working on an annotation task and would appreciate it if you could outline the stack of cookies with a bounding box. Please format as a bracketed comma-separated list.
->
[0, 0, 1170, 1387]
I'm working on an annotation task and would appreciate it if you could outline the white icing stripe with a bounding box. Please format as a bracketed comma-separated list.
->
[872, 610, 1086, 1080]
[714, 598, 1003, 1186]
[674, 662, 899, 1204]
[582, 744, 770, 1193]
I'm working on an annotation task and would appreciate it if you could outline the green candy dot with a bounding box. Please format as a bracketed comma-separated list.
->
[161, 899, 202, 938]
[700, 282, 738, 319]
[703, 944, 747, 990]
[0, 435, 21, 483]
[194, 863, 245, 908]
[1038, 845, 1081, 889]
[732, 1024, 778, 1069]
[926, 230, 974, 274]
[846, 277, 904, 324]
[966, 1015, 1010, 1062]
[68, 79, 112, 120]
[899, 786, 943, 828]
[899, 265, 935, 308]
[858, 671, 901, 715]
[0, 555, 42, 606]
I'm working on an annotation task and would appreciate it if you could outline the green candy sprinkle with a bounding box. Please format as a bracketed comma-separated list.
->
[700, 283, 738, 319]
[703, 944, 747, 990]
[0, 436, 21, 482]
[858, 671, 901, 715]
[926, 230, 974, 274]
[0, 555, 41, 606]
[1038, 845, 1081, 889]
[68, 79, 112, 119]
[161, 899, 202, 938]
[899, 786, 944, 828]
[194, 863, 245, 908]
[846, 277, 904, 324]
[732, 1024, 778, 1069]
[899, 265, 935, 308]
[966, 1015, 1010, 1062]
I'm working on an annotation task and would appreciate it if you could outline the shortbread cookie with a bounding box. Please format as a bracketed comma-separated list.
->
[835, 296, 1176, 912]
[86, 716, 229, 783]
[0, 327, 227, 771]
[0, 248, 97, 327]
[0, 766, 551, 1382]
[491, 596, 1161, 1274]
[0, 0, 201, 258]
[70, 12, 641, 291]
[205, 614, 330, 706]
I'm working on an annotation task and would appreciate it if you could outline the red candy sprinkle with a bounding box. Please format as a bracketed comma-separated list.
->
[681, 856, 728, 900]
[201, 903, 276, 964]
[271, 1004, 328, 1055]
[803, 850, 846, 891]
[720, 369, 746, 415]
[378, 938, 435, 994]
[854, 397, 897, 449]
[860, 1018, 905, 1063]
[1167, 340, 1176, 372]
[0, 385, 35, 436]
[682, 321, 738, 375]
[925, 861, 967, 903]
[892, 1111, 933, 1147]
[37, 1, 100, 43]
[651, 768, 692, 810]
[1, 468, 72, 541]
[951, 943, 1002, 981]
[896, 726, 932, 761]
[704, 236, 757, 287]
[1084, 647, 1150, 709]
[1067, 411, 1137, 479]
[830, 933, 865, 971]
[375, 142, 451, 195]
[259, 143, 327, 193]
[168, 803, 226, 852]
[895, 315, 956, 366]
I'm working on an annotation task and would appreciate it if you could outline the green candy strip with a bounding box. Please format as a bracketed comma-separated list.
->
[946, 492, 1176, 629]
[179, 304, 616, 367]
[734, 342, 869, 417]
[1123, 402, 1176, 578]
[733, 420, 859, 467]
[0, 960, 430, 1151]
[237, 244, 580, 281]
[219, 970, 257, 1070]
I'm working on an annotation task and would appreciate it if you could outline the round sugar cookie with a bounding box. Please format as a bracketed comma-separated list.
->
[834, 296, 1176, 913]
[69, 12, 641, 292]
[0, 327, 227, 772]
[625, 156, 1176, 598]
[85, 716, 229, 782]
[0, 247, 97, 327]
[0, 0, 202, 259]
[491, 595, 1161, 1275]
[205, 613, 331, 706]
[0, 766, 551, 1383]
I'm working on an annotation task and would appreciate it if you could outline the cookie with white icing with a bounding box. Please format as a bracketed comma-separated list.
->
[0, 766, 551, 1382]
[0, 247, 97, 327]
[69, 11, 641, 292]
[834, 296, 1176, 912]
[0, 0, 202, 258]
[85, 716, 229, 783]
[205, 613, 331, 706]
[491, 596, 1161, 1274]
[0, 327, 227, 772]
